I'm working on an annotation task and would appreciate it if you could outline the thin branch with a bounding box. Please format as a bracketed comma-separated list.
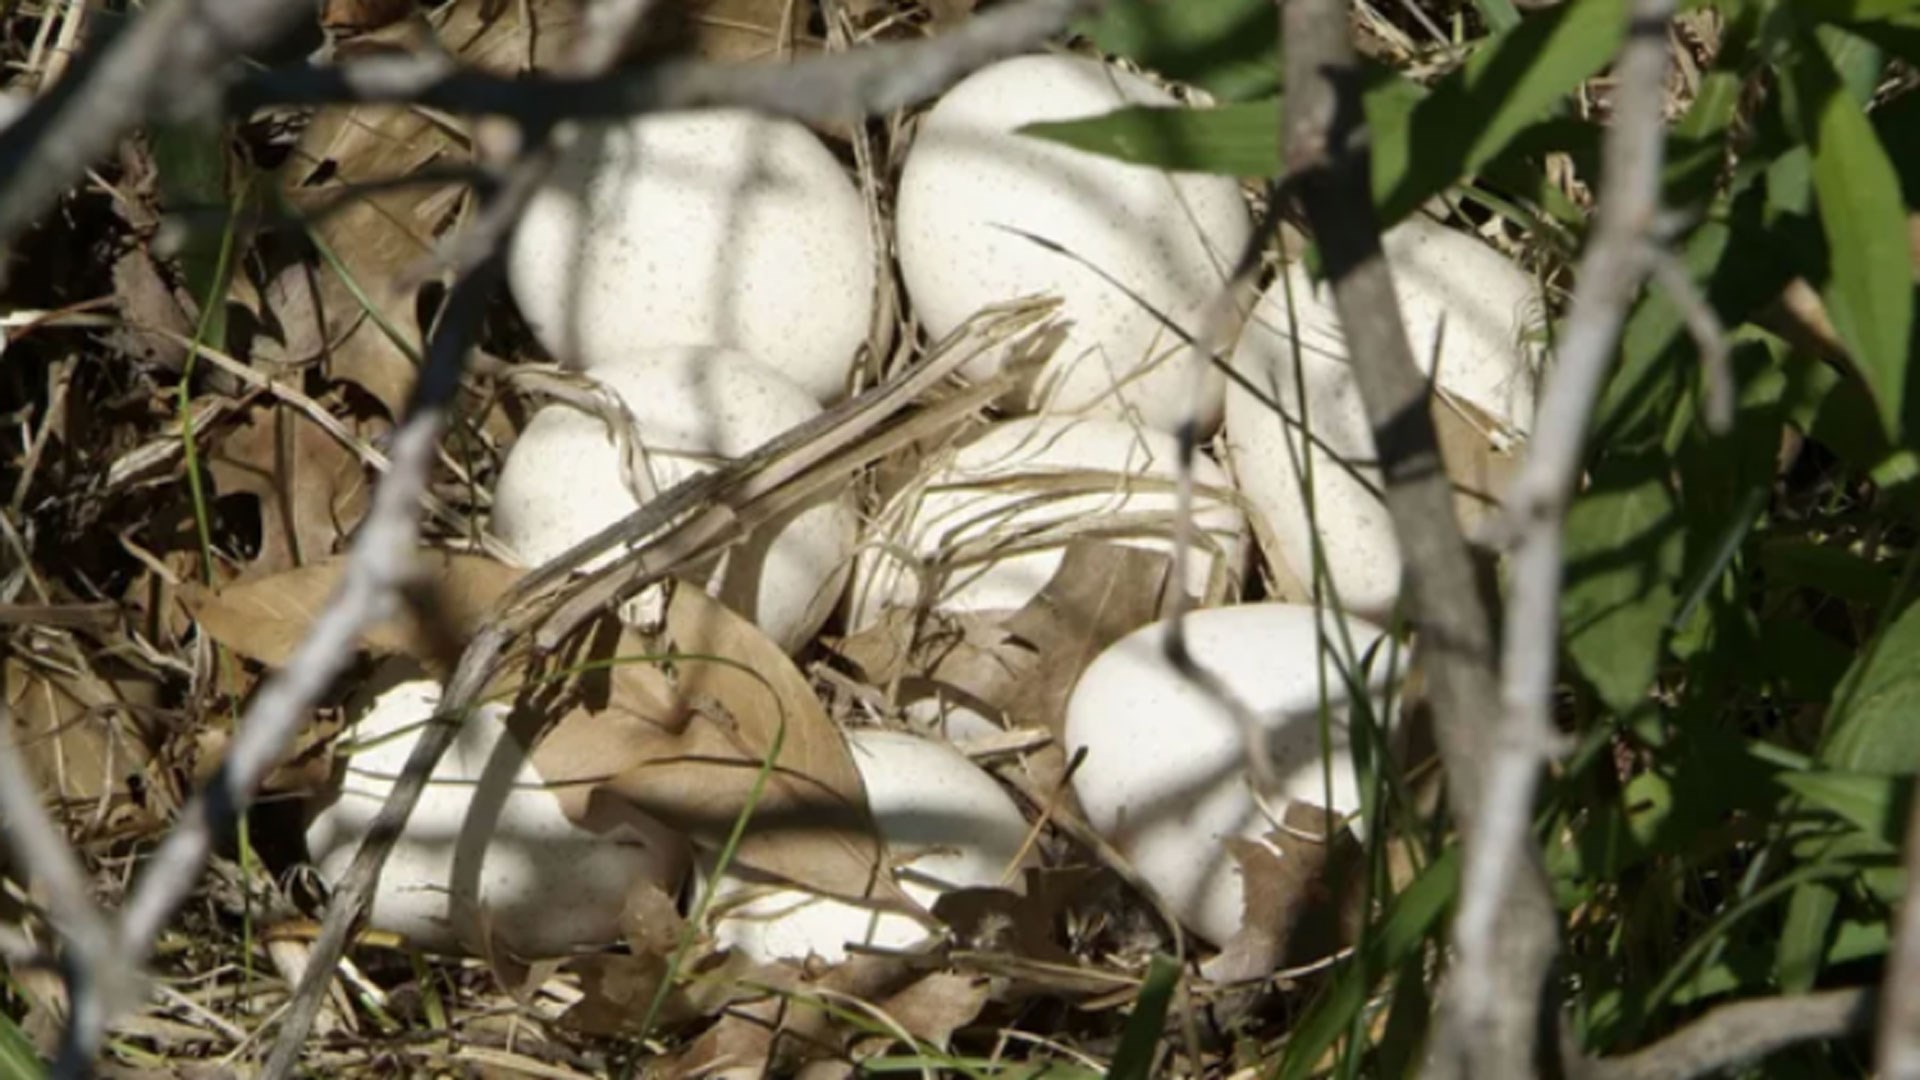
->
[1274, 0, 1562, 1075]
[0, 0, 311, 255]
[1444, 0, 1677, 1074]
[0, 706, 126, 1067]
[230, 0, 1098, 125]
[1586, 987, 1873, 1080]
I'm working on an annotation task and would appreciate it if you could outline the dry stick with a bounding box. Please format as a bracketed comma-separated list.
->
[0, 706, 125, 1065]
[1879, 785, 1920, 1077]
[1273, 1, 1561, 1076]
[263, 302, 1057, 1073]
[1446, 1, 1679, 1075]
[0, 0, 311, 255]
[232, 0, 1102, 125]
[94, 259, 502, 1080]
[1583, 987, 1874, 1080]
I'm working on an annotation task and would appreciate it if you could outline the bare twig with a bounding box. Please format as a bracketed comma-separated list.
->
[1586, 987, 1873, 1080]
[1879, 786, 1920, 1077]
[1445, 0, 1678, 1074]
[0, 0, 311, 255]
[1274, 0, 1561, 1075]
[0, 706, 126, 1068]
[231, 0, 1098, 125]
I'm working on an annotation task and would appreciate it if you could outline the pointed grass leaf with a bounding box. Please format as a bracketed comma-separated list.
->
[1778, 770, 1911, 852]
[1107, 954, 1180, 1080]
[1075, 0, 1279, 101]
[1561, 462, 1685, 714]
[1019, 101, 1279, 178]
[1822, 597, 1920, 774]
[1783, 30, 1914, 442]
[1373, 0, 1627, 223]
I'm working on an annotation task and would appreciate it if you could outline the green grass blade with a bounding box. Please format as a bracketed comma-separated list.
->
[1781, 26, 1914, 442]
[0, 1010, 44, 1080]
[1107, 953, 1180, 1080]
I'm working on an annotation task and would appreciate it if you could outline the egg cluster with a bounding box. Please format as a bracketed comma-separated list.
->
[305, 51, 1545, 962]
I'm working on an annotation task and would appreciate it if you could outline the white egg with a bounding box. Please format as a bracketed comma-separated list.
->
[1225, 214, 1543, 619]
[509, 110, 874, 402]
[704, 729, 1030, 965]
[847, 415, 1248, 631]
[304, 661, 689, 958]
[896, 54, 1253, 433]
[1064, 603, 1396, 946]
[489, 346, 857, 654]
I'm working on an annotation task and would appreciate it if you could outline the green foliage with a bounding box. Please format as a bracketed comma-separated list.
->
[0, 1011, 42, 1080]
[1041, 0, 1920, 1071]
[1781, 25, 1915, 441]
[1107, 955, 1180, 1080]
[1562, 460, 1687, 713]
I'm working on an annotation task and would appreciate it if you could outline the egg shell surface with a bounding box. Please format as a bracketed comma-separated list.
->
[304, 663, 689, 958]
[509, 110, 874, 402]
[1064, 603, 1393, 946]
[489, 346, 857, 652]
[847, 414, 1248, 631]
[1225, 215, 1543, 619]
[896, 54, 1252, 433]
[706, 729, 1030, 965]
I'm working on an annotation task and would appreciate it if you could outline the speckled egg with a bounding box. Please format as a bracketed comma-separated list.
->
[846, 414, 1248, 631]
[490, 346, 857, 653]
[509, 110, 874, 402]
[1064, 603, 1395, 945]
[896, 54, 1253, 433]
[304, 660, 689, 958]
[1225, 214, 1543, 618]
[703, 728, 1031, 965]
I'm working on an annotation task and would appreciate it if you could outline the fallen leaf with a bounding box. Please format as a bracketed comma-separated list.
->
[187, 550, 516, 669]
[1434, 394, 1519, 536]
[206, 404, 370, 576]
[580, 586, 898, 906]
[321, 0, 415, 34]
[4, 659, 161, 806]
[1200, 802, 1362, 985]
[270, 0, 579, 415]
[999, 542, 1176, 740]
[671, 0, 818, 61]
[655, 954, 922, 1079]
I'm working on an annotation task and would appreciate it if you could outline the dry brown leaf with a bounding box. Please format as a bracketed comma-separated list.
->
[186, 549, 518, 669]
[107, 247, 192, 375]
[860, 970, 989, 1055]
[1200, 803, 1362, 985]
[271, 0, 579, 414]
[999, 542, 1176, 738]
[206, 405, 370, 576]
[1434, 394, 1518, 535]
[654, 954, 921, 1079]
[671, 0, 818, 61]
[321, 0, 414, 34]
[580, 586, 898, 907]
[3, 659, 161, 806]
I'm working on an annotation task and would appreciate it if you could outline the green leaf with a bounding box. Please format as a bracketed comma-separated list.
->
[0, 1011, 42, 1080]
[1778, 770, 1910, 851]
[1562, 461, 1686, 713]
[1107, 954, 1180, 1080]
[1823, 597, 1920, 773]
[1373, 0, 1627, 222]
[1075, 0, 1279, 101]
[1277, 850, 1458, 1080]
[1782, 30, 1914, 442]
[1759, 540, 1901, 609]
[1019, 101, 1277, 178]
[1778, 878, 1841, 993]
